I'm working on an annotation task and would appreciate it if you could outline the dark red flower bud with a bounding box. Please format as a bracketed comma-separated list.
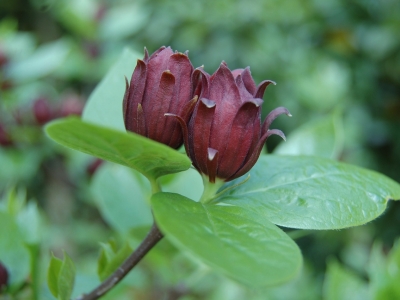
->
[60, 95, 84, 117]
[0, 261, 8, 291]
[33, 97, 53, 125]
[123, 46, 197, 149]
[0, 50, 8, 68]
[168, 62, 291, 183]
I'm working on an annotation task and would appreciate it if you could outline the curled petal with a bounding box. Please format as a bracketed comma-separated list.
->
[207, 148, 219, 183]
[241, 67, 257, 95]
[217, 100, 261, 180]
[255, 80, 276, 98]
[228, 128, 285, 181]
[122, 76, 130, 128]
[192, 67, 210, 99]
[261, 106, 292, 134]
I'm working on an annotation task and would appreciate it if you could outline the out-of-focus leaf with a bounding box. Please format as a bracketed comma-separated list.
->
[47, 254, 63, 298]
[5, 39, 70, 82]
[45, 118, 192, 179]
[0, 212, 30, 291]
[82, 48, 141, 131]
[216, 155, 400, 230]
[47, 252, 76, 300]
[274, 111, 344, 159]
[159, 167, 203, 201]
[97, 241, 133, 281]
[16, 202, 42, 244]
[323, 259, 370, 300]
[369, 241, 400, 300]
[91, 163, 152, 234]
[152, 192, 302, 287]
[99, 4, 149, 40]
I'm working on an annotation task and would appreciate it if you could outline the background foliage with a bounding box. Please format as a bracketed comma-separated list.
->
[1, 0, 400, 299]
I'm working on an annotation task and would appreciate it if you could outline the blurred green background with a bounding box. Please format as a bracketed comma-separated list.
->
[1, 0, 400, 299]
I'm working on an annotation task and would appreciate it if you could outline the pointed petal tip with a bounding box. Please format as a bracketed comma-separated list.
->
[267, 129, 286, 141]
[208, 148, 218, 161]
[200, 98, 216, 108]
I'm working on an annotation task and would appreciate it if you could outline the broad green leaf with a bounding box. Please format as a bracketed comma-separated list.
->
[0, 212, 30, 291]
[97, 242, 133, 281]
[57, 252, 76, 300]
[274, 111, 344, 159]
[152, 193, 302, 287]
[45, 118, 192, 179]
[82, 48, 141, 131]
[47, 254, 63, 298]
[91, 163, 152, 234]
[216, 155, 400, 230]
[323, 259, 370, 300]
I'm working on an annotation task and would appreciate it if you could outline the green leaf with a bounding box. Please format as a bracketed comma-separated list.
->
[216, 155, 400, 230]
[45, 118, 192, 179]
[57, 252, 76, 300]
[323, 259, 370, 300]
[82, 48, 141, 131]
[47, 252, 76, 300]
[97, 241, 133, 281]
[0, 211, 30, 291]
[47, 254, 63, 298]
[369, 241, 400, 300]
[91, 163, 152, 234]
[274, 111, 344, 159]
[152, 193, 302, 287]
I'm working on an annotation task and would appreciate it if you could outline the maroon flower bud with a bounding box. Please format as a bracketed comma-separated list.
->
[0, 50, 8, 68]
[60, 95, 84, 117]
[123, 46, 197, 149]
[168, 62, 291, 183]
[0, 261, 8, 291]
[33, 97, 53, 125]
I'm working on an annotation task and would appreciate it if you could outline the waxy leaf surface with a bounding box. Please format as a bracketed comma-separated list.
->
[45, 118, 191, 179]
[152, 192, 302, 287]
[216, 155, 400, 230]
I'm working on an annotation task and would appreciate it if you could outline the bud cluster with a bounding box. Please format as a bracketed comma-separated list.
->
[123, 46, 291, 183]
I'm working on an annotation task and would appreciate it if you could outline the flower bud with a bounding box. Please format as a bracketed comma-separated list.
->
[123, 46, 197, 149]
[33, 97, 53, 125]
[0, 261, 8, 291]
[168, 62, 291, 183]
[0, 124, 13, 147]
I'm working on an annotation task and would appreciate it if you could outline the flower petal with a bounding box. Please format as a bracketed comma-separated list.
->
[230, 129, 285, 180]
[217, 100, 262, 180]
[241, 67, 257, 95]
[209, 63, 241, 154]
[190, 98, 216, 174]
[207, 147, 219, 183]
[261, 106, 292, 134]
[255, 79, 276, 98]
[147, 70, 175, 142]
[162, 53, 194, 147]
[125, 59, 147, 132]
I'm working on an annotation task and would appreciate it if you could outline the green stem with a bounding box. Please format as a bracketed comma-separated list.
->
[199, 175, 225, 204]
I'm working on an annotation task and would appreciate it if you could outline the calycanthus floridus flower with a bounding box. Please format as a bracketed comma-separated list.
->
[166, 62, 291, 198]
[123, 46, 198, 149]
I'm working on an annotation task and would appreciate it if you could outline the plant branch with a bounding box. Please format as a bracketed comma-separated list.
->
[76, 222, 164, 300]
